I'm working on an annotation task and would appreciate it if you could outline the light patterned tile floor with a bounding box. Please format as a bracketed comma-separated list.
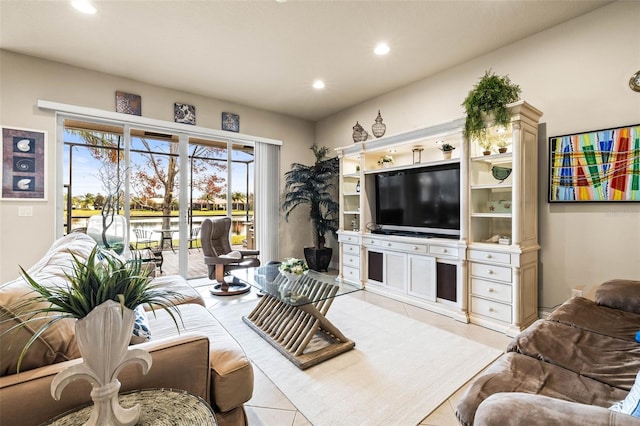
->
[190, 272, 511, 426]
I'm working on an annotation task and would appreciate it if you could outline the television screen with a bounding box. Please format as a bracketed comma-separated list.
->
[375, 163, 460, 234]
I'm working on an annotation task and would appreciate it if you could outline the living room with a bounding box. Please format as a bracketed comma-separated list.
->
[1, 1, 640, 425]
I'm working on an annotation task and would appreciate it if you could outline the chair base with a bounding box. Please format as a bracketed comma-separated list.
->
[209, 276, 251, 296]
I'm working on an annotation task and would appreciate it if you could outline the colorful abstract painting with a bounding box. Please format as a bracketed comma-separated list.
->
[549, 124, 640, 202]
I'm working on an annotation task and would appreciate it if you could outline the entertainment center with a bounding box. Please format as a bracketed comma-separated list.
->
[336, 101, 542, 335]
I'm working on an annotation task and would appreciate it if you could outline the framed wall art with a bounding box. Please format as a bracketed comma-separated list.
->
[174, 102, 196, 125]
[549, 123, 640, 202]
[115, 91, 142, 116]
[222, 112, 239, 132]
[1, 126, 47, 200]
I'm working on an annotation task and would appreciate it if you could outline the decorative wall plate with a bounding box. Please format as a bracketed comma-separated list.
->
[630, 70, 640, 92]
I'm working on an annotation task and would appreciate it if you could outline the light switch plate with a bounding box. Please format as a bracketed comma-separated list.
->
[18, 206, 33, 217]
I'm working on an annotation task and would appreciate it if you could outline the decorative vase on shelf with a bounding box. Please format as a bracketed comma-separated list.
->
[443, 151, 452, 160]
[352, 121, 368, 143]
[498, 147, 508, 154]
[51, 300, 152, 426]
[371, 110, 386, 138]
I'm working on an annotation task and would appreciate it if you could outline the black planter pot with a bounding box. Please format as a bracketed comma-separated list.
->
[304, 247, 332, 272]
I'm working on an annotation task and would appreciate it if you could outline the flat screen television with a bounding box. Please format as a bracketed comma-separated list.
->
[374, 163, 460, 238]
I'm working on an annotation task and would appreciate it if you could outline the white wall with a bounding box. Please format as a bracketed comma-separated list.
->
[316, 1, 640, 310]
[0, 50, 316, 283]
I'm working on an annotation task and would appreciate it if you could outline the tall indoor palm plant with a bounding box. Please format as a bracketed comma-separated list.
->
[282, 143, 339, 271]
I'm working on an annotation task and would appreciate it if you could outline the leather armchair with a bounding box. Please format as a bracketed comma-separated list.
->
[201, 217, 260, 295]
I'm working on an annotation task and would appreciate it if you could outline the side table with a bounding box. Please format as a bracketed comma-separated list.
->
[43, 388, 217, 425]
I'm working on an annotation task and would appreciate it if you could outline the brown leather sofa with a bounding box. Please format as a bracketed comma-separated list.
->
[0, 233, 253, 426]
[457, 279, 640, 426]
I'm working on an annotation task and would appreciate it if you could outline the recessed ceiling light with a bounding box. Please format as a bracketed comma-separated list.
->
[71, 0, 97, 15]
[312, 80, 325, 90]
[374, 42, 390, 56]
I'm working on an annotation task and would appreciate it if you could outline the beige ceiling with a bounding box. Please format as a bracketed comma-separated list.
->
[0, 0, 611, 121]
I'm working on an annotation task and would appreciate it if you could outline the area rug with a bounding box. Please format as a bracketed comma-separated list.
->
[213, 296, 501, 426]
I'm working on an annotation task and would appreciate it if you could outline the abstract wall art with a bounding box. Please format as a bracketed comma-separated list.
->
[174, 103, 196, 125]
[115, 91, 142, 116]
[222, 112, 239, 132]
[549, 123, 640, 202]
[1, 126, 47, 200]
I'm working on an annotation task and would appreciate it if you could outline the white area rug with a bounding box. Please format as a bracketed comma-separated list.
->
[213, 296, 501, 426]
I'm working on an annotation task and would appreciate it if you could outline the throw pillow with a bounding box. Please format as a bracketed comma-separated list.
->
[610, 369, 640, 417]
[130, 305, 151, 344]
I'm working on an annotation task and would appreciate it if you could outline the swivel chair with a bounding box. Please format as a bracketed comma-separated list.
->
[201, 217, 260, 296]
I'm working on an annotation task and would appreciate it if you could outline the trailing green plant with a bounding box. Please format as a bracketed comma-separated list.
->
[462, 69, 521, 141]
[5, 246, 184, 371]
[282, 143, 340, 250]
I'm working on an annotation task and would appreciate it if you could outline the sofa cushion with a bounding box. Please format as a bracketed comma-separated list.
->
[548, 296, 640, 342]
[611, 369, 640, 417]
[456, 352, 629, 426]
[147, 303, 253, 412]
[508, 319, 640, 391]
[0, 233, 96, 376]
[596, 280, 640, 315]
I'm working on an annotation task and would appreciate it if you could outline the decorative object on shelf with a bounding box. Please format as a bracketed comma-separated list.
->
[355, 165, 360, 172]
[377, 155, 394, 168]
[366, 222, 382, 232]
[351, 216, 358, 231]
[356, 180, 360, 192]
[352, 121, 368, 143]
[115, 91, 142, 116]
[498, 236, 512, 245]
[282, 144, 339, 271]
[438, 143, 456, 160]
[279, 257, 309, 283]
[629, 70, 640, 92]
[549, 123, 640, 202]
[487, 199, 512, 213]
[412, 146, 424, 164]
[479, 138, 494, 156]
[222, 112, 240, 132]
[174, 103, 196, 125]
[491, 165, 512, 183]
[462, 69, 521, 142]
[8, 246, 183, 426]
[371, 110, 387, 138]
[1, 126, 46, 200]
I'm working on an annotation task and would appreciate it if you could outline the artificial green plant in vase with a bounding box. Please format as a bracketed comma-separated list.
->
[6, 246, 183, 426]
[282, 143, 340, 272]
[462, 69, 521, 148]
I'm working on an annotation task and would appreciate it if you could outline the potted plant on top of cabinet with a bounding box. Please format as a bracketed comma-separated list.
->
[462, 69, 521, 144]
[282, 143, 340, 272]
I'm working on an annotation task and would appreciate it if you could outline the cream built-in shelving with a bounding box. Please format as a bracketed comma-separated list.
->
[335, 101, 543, 336]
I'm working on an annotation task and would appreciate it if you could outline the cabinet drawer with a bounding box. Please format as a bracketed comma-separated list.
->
[469, 249, 511, 265]
[343, 253, 360, 268]
[379, 240, 427, 254]
[362, 237, 379, 246]
[429, 245, 457, 258]
[471, 278, 512, 303]
[342, 243, 360, 256]
[470, 262, 512, 283]
[343, 266, 360, 282]
[339, 234, 361, 244]
[471, 296, 512, 323]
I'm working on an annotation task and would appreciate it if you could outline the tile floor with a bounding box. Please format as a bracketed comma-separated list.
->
[190, 275, 512, 426]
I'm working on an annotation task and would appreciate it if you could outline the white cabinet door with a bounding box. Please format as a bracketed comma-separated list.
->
[407, 255, 436, 301]
[384, 252, 406, 292]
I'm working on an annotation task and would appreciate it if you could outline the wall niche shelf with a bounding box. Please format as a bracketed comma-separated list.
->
[336, 101, 543, 336]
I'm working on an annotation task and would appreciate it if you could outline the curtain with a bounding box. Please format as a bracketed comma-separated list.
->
[254, 141, 280, 263]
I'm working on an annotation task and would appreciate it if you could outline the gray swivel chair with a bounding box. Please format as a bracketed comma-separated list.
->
[201, 217, 260, 296]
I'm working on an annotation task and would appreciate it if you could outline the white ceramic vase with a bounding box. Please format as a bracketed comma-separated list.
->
[51, 300, 152, 426]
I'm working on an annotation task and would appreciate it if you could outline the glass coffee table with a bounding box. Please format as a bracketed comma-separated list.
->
[230, 265, 361, 369]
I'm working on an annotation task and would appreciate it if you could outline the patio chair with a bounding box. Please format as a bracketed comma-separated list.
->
[201, 217, 260, 296]
[132, 228, 156, 250]
[188, 226, 201, 252]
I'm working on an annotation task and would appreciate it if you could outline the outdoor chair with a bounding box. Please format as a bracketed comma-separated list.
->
[188, 226, 201, 252]
[201, 217, 260, 296]
[132, 228, 156, 250]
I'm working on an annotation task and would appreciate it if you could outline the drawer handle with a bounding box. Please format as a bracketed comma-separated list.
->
[387, 243, 392, 247]
[486, 254, 492, 259]
[442, 248, 448, 253]
[488, 270, 494, 275]
[488, 288, 495, 293]
[488, 307, 495, 313]
[413, 246, 419, 250]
